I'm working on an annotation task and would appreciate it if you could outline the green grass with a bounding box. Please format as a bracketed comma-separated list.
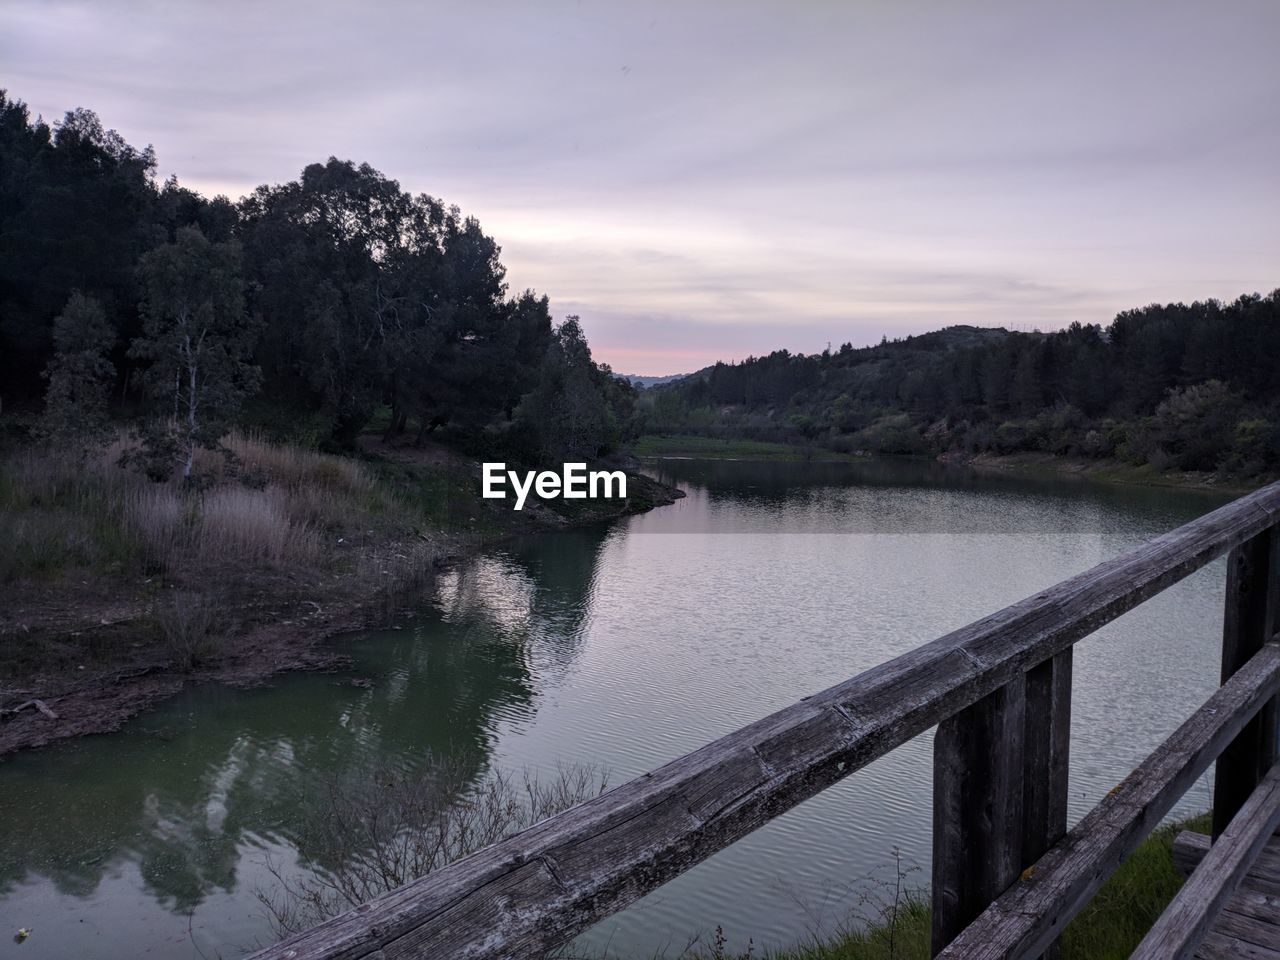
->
[1060, 812, 1210, 958]
[373, 459, 505, 535]
[0, 457, 141, 581]
[685, 814, 1208, 960]
[634, 435, 865, 462]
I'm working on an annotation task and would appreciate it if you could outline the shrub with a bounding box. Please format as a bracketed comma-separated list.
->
[1228, 418, 1280, 476]
[155, 591, 222, 670]
[257, 760, 607, 937]
[1150, 380, 1243, 471]
[1080, 429, 1108, 458]
[855, 414, 926, 455]
[993, 420, 1028, 454]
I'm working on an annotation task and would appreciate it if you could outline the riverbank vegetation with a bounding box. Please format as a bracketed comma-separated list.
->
[671, 815, 1207, 960]
[633, 434, 867, 462]
[642, 294, 1280, 483]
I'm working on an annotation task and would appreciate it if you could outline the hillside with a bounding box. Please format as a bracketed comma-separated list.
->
[622, 372, 691, 389]
[643, 299, 1280, 479]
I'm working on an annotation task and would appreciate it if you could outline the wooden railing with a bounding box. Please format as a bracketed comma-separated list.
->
[252, 480, 1280, 960]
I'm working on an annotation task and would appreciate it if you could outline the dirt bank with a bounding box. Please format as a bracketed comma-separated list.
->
[1, 555, 444, 755]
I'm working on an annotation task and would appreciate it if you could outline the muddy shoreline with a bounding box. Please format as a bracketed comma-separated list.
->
[1, 566, 431, 756]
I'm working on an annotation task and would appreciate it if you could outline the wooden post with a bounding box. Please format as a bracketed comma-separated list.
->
[1213, 529, 1279, 840]
[932, 677, 1026, 956]
[1021, 649, 1072, 959]
[1023, 650, 1072, 863]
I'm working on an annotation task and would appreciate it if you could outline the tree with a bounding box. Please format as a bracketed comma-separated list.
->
[240, 159, 440, 446]
[38, 292, 116, 454]
[130, 226, 258, 479]
[546, 317, 609, 461]
[396, 217, 524, 441]
[516, 317, 613, 463]
[1012, 345, 1043, 415]
[1149, 380, 1243, 472]
[0, 97, 159, 410]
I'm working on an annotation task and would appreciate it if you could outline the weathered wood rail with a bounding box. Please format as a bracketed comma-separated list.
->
[252, 480, 1280, 960]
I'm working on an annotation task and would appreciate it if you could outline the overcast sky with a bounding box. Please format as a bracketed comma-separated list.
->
[4, 1, 1278, 374]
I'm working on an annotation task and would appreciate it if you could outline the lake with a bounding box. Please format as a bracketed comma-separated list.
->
[0, 459, 1235, 958]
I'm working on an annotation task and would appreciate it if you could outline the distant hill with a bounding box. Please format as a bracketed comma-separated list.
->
[622, 373, 690, 389]
[641, 301, 1280, 479]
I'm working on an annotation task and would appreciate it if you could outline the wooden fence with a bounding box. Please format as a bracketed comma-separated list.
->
[252, 479, 1280, 960]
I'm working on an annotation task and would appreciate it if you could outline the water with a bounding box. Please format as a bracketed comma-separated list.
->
[0, 459, 1235, 958]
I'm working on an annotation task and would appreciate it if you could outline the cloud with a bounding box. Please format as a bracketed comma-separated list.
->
[4, 0, 1277, 373]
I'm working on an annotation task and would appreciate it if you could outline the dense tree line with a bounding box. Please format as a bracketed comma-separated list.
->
[649, 295, 1280, 477]
[0, 91, 636, 472]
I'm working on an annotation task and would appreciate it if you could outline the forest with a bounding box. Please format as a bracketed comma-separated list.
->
[4, 88, 1276, 485]
[648, 293, 1280, 478]
[0, 91, 638, 473]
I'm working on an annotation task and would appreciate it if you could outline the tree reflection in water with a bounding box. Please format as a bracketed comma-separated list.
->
[0, 523, 615, 957]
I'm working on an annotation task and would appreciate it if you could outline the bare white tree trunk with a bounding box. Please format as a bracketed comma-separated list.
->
[174, 300, 202, 480]
[183, 345, 197, 478]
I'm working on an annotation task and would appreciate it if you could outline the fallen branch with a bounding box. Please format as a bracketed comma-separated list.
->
[0, 698, 59, 721]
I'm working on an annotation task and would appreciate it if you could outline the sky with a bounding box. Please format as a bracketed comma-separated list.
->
[3, 1, 1278, 374]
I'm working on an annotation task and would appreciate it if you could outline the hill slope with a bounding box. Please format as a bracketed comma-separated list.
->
[644, 298, 1280, 479]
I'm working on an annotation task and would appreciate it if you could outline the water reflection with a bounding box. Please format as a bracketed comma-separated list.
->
[0, 526, 614, 958]
[0, 461, 1233, 959]
[639, 458, 1220, 534]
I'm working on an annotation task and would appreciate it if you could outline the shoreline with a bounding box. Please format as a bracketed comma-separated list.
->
[936, 449, 1260, 495]
[635, 434, 1264, 495]
[0, 450, 682, 758]
[632, 434, 869, 463]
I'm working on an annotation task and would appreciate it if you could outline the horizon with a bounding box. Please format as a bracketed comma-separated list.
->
[5, 0, 1278, 375]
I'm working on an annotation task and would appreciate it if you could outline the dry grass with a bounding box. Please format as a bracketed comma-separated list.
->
[0, 510, 109, 580]
[198, 485, 321, 565]
[121, 482, 187, 569]
[195, 431, 373, 496]
[357, 538, 444, 590]
[0, 431, 381, 582]
[0, 430, 458, 678]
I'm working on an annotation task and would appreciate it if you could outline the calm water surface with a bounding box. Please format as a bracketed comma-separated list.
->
[0, 460, 1235, 958]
